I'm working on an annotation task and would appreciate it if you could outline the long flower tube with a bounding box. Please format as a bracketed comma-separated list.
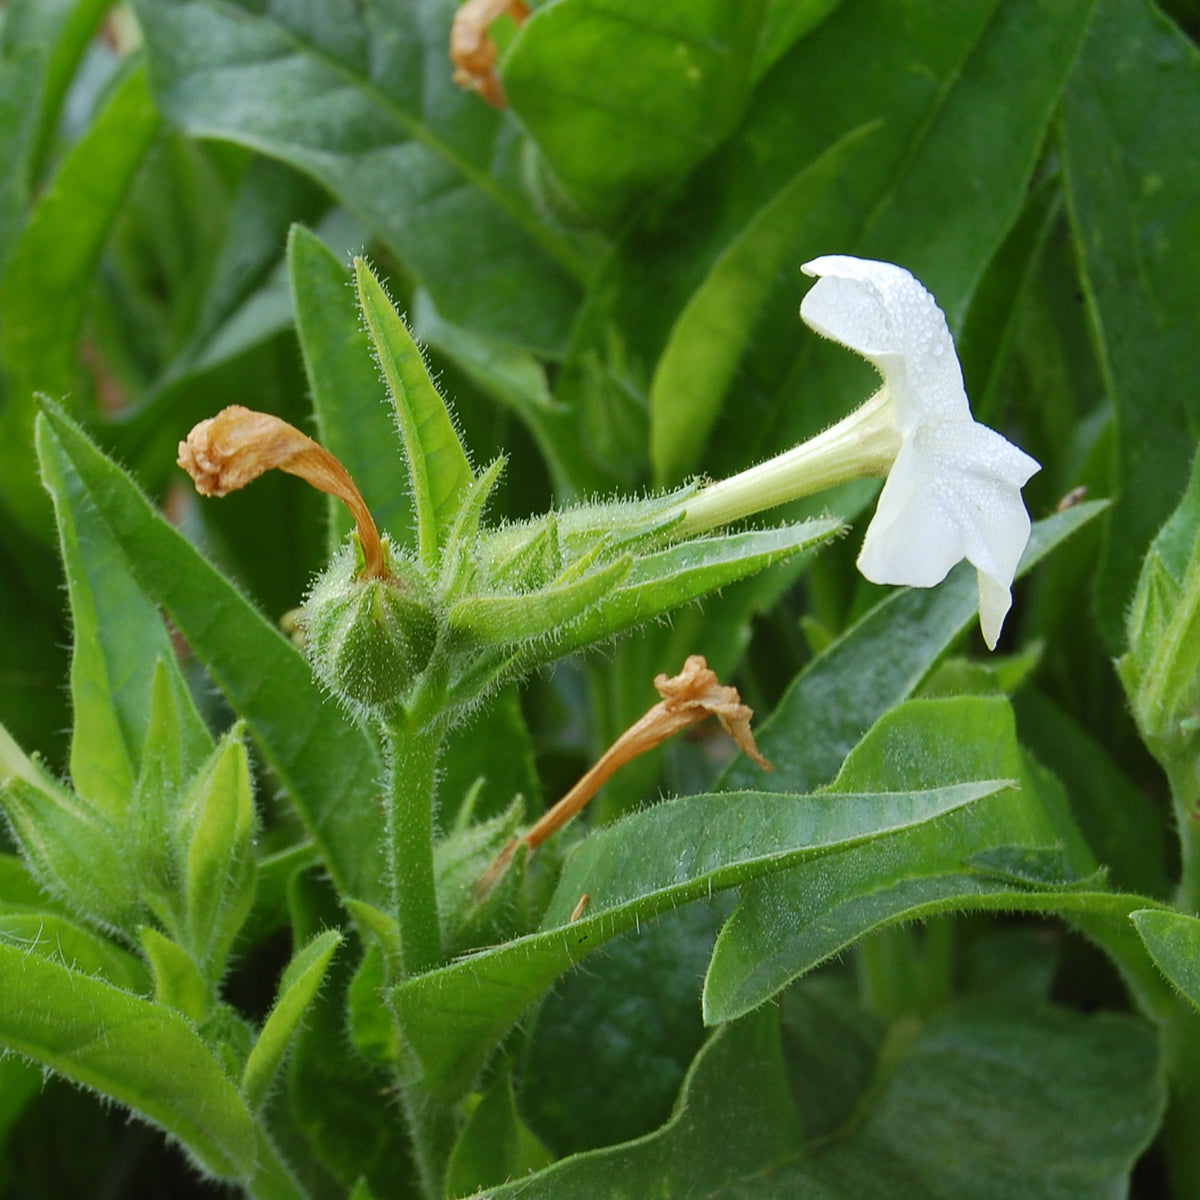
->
[677, 256, 1041, 649]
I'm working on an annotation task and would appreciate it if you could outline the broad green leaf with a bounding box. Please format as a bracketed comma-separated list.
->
[521, 903, 719, 1155]
[0, 65, 160, 534]
[0, 938, 256, 1180]
[1060, 0, 1200, 644]
[649, 123, 876, 482]
[704, 695, 1101, 1021]
[1132, 909, 1200, 1015]
[35, 406, 388, 904]
[483, 990, 1162, 1199]
[392, 779, 1007, 1099]
[131, 0, 587, 352]
[288, 224, 413, 553]
[37, 410, 188, 820]
[242, 928, 341, 1113]
[355, 257, 474, 569]
[1015, 688, 1170, 899]
[0, 911, 150, 993]
[720, 504, 1104, 794]
[752, 0, 843, 80]
[504, 0, 768, 225]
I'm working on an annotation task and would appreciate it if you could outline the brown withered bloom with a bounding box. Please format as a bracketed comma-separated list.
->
[479, 656, 771, 893]
[177, 405, 387, 579]
[450, 0, 529, 108]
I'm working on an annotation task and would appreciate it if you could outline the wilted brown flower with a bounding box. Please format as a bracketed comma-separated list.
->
[478, 656, 771, 894]
[177, 405, 386, 578]
[450, 0, 530, 108]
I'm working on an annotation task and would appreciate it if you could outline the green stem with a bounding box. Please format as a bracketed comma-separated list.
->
[1168, 757, 1200, 915]
[399, 1080, 459, 1200]
[383, 719, 443, 977]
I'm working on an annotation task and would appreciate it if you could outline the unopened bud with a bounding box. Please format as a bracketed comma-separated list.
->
[303, 540, 439, 711]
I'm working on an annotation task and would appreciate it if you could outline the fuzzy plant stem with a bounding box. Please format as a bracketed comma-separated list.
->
[382, 719, 443, 977]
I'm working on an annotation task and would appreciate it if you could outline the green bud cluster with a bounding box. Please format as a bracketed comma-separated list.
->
[302, 537, 439, 713]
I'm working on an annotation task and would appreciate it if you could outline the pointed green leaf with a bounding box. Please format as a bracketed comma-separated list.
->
[448, 555, 632, 647]
[0, 64, 160, 534]
[139, 927, 211, 1023]
[1132, 908, 1200, 1016]
[702, 695, 1108, 1024]
[0, 911, 150, 993]
[178, 733, 257, 974]
[392, 779, 1006, 1099]
[650, 122, 876, 481]
[0, 938, 256, 1180]
[288, 224, 413, 553]
[355, 257, 475, 568]
[35, 406, 387, 904]
[0, 46, 41, 271]
[37, 415, 187, 820]
[1061, 0, 1200, 644]
[242, 928, 341, 1113]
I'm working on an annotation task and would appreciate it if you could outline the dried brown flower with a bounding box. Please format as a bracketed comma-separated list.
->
[450, 0, 530, 108]
[177, 405, 386, 578]
[477, 656, 771, 896]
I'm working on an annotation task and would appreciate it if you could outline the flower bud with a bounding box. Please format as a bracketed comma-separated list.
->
[303, 539, 439, 711]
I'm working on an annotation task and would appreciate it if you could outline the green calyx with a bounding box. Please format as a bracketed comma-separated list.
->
[303, 537, 440, 713]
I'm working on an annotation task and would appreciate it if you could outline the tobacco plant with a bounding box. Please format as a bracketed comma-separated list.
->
[1, 1, 1199, 1198]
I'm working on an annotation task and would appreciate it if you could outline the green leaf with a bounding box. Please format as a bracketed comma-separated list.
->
[702, 695, 1102, 1023]
[288, 223, 413, 553]
[355, 257, 475, 569]
[0, 911, 150, 993]
[481, 990, 1162, 1199]
[504, 0, 769, 224]
[538, 518, 842, 664]
[0, 46, 41, 270]
[649, 122, 876, 481]
[1132, 908, 1200, 1016]
[1060, 0, 1200, 644]
[392, 779, 1007, 1099]
[132, 0, 586, 352]
[448, 555, 632, 646]
[720, 504, 1105, 794]
[177, 732, 257, 974]
[36, 410, 190, 821]
[139, 927, 211, 1023]
[0, 938, 256, 1180]
[242, 928, 341, 1113]
[35, 405, 388, 904]
[0, 64, 160, 534]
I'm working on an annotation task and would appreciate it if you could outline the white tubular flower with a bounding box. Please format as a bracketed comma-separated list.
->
[799, 255, 1040, 649]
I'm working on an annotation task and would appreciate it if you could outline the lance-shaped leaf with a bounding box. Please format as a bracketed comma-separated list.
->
[242, 928, 341, 1113]
[448, 555, 632, 647]
[392, 779, 1007, 1099]
[0, 911, 150, 993]
[176, 732, 257, 976]
[0, 939, 256, 1181]
[37, 414, 202, 823]
[34, 405, 387, 905]
[289, 225, 413, 553]
[140, 927, 211, 1023]
[0, 65, 159, 535]
[355, 257, 475, 569]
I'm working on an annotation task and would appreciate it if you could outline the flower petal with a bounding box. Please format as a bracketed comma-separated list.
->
[800, 256, 969, 430]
